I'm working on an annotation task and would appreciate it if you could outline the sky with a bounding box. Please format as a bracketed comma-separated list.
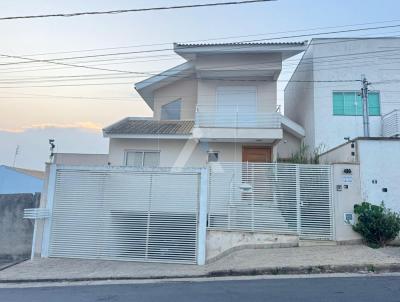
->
[1, 0, 400, 170]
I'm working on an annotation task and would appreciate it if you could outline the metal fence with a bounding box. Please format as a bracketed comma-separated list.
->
[382, 109, 400, 137]
[47, 166, 204, 264]
[207, 162, 333, 240]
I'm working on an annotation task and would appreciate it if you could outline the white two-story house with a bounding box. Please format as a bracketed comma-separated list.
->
[285, 37, 400, 211]
[103, 42, 307, 168]
[285, 37, 400, 151]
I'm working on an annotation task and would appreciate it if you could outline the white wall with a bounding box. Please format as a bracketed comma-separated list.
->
[108, 138, 273, 167]
[195, 53, 282, 72]
[319, 141, 357, 164]
[284, 44, 315, 148]
[286, 38, 400, 150]
[276, 130, 301, 159]
[332, 163, 362, 242]
[53, 153, 109, 166]
[358, 140, 400, 212]
[153, 78, 197, 120]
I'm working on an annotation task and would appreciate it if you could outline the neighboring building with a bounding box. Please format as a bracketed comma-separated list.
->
[285, 37, 400, 151]
[103, 42, 308, 167]
[320, 137, 400, 212]
[0, 165, 44, 194]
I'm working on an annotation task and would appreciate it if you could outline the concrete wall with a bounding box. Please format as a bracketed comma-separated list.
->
[319, 141, 358, 164]
[53, 153, 109, 166]
[206, 230, 298, 262]
[285, 38, 400, 150]
[0, 166, 43, 194]
[0, 193, 40, 260]
[331, 164, 362, 242]
[320, 139, 400, 212]
[358, 140, 400, 212]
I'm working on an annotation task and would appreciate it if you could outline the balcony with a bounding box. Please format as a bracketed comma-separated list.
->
[382, 110, 400, 137]
[193, 105, 283, 142]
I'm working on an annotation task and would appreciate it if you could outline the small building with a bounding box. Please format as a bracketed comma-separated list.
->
[0, 165, 44, 194]
[320, 137, 400, 212]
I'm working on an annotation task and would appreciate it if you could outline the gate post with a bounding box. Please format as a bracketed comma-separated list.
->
[41, 164, 57, 258]
[197, 167, 208, 265]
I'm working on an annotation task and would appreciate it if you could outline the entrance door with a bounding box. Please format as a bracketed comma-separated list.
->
[242, 146, 272, 163]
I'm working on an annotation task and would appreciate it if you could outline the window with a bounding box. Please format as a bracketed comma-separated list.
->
[333, 91, 380, 116]
[207, 151, 219, 162]
[161, 99, 181, 120]
[125, 151, 160, 167]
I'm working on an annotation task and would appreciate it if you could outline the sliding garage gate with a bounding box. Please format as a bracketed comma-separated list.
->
[47, 167, 202, 264]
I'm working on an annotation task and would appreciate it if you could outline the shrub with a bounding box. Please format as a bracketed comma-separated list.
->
[278, 143, 325, 164]
[353, 202, 400, 248]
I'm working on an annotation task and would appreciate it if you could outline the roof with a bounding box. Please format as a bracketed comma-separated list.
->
[1, 165, 45, 180]
[103, 118, 194, 137]
[174, 41, 308, 61]
[135, 62, 194, 109]
[174, 41, 308, 47]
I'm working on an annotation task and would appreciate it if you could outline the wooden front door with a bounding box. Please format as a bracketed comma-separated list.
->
[242, 146, 272, 163]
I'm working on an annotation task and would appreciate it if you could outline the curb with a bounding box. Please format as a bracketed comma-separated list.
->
[1, 263, 400, 284]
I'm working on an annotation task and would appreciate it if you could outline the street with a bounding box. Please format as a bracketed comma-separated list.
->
[1, 276, 400, 302]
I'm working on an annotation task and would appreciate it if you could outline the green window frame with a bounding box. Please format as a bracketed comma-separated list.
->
[332, 91, 380, 116]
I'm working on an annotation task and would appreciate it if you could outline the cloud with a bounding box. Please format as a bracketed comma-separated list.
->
[0, 121, 103, 133]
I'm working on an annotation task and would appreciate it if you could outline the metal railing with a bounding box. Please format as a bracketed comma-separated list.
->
[195, 105, 282, 128]
[207, 162, 333, 240]
[382, 109, 400, 137]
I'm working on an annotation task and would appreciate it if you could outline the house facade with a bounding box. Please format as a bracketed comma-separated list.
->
[285, 37, 400, 151]
[285, 38, 400, 213]
[103, 42, 308, 168]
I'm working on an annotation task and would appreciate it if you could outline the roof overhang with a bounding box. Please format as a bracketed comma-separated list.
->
[281, 115, 306, 138]
[174, 42, 308, 61]
[135, 62, 195, 109]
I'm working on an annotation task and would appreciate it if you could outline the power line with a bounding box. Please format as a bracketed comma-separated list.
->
[0, 0, 274, 21]
[2, 18, 399, 58]
[3, 23, 400, 67]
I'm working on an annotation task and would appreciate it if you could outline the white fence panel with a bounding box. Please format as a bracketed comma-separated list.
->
[48, 167, 200, 264]
[207, 163, 333, 240]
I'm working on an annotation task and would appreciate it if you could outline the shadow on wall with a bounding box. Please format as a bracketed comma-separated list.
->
[0, 193, 40, 261]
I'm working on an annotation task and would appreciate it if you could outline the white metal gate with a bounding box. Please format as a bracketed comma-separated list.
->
[47, 167, 203, 264]
[207, 163, 333, 240]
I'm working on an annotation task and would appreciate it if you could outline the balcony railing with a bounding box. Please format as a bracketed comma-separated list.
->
[382, 109, 400, 137]
[195, 105, 282, 129]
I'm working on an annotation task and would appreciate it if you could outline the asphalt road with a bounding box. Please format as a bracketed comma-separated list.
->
[1, 276, 400, 302]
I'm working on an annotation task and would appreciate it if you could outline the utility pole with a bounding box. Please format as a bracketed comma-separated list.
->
[361, 75, 371, 137]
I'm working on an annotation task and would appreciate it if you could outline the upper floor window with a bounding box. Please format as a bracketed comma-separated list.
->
[125, 151, 160, 167]
[333, 91, 380, 116]
[161, 99, 181, 120]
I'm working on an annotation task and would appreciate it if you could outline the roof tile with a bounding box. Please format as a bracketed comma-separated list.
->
[104, 119, 194, 136]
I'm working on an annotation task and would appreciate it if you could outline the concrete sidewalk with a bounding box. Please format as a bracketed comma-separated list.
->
[1, 245, 400, 283]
